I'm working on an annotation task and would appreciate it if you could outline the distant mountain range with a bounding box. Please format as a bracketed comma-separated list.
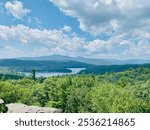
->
[0, 55, 149, 73]
[17, 54, 150, 65]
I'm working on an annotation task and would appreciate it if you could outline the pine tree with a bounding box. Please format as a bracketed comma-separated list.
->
[31, 69, 36, 81]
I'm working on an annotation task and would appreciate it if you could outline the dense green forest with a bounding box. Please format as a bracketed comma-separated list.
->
[80, 64, 150, 74]
[0, 67, 25, 80]
[0, 67, 150, 113]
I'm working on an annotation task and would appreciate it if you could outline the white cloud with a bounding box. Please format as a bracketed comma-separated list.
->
[0, 24, 86, 58]
[63, 25, 72, 32]
[0, 24, 150, 59]
[48, 0, 150, 59]
[84, 30, 150, 59]
[84, 40, 112, 53]
[5, 0, 31, 20]
[50, 0, 150, 36]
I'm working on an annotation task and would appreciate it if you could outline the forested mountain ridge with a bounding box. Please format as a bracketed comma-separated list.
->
[0, 59, 94, 72]
[80, 64, 150, 74]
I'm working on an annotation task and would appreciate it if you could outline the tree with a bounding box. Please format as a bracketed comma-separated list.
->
[31, 69, 36, 81]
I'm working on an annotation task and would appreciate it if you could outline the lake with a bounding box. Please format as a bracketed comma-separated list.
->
[23, 68, 85, 77]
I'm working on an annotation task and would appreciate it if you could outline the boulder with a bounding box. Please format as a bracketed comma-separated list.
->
[6, 103, 61, 113]
[0, 99, 4, 104]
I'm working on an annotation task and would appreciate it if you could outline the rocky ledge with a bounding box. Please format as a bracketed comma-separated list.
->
[0, 99, 61, 113]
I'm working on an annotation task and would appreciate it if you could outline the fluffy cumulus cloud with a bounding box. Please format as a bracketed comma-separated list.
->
[84, 40, 112, 53]
[0, 24, 150, 59]
[5, 0, 31, 19]
[48, 0, 150, 59]
[0, 0, 150, 59]
[62, 25, 72, 32]
[96, 29, 150, 55]
[0, 24, 86, 58]
[50, 0, 150, 35]
[84, 31, 150, 59]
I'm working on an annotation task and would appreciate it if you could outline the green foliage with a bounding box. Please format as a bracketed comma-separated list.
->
[31, 69, 36, 81]
[90, 84, 149, 112]
[0, 67, 25, 80]
[0, 67, 150, 113]
[80, 64, 150, 74]
[0, 104, 8, 113]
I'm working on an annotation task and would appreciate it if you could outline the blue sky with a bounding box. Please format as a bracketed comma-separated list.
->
[0, 0, 150, 59]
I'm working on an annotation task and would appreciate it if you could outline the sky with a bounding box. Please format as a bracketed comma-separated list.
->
[0, 0, 150, 59]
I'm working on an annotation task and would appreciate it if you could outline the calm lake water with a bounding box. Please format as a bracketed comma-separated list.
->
[24, 68, 85, 77]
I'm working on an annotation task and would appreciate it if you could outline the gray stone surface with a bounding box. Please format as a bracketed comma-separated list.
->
[6, 103, 61, 113]
[0, 99, 4, 104]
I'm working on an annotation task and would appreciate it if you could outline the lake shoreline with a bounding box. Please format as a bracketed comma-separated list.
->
[22, 68, 86, 78]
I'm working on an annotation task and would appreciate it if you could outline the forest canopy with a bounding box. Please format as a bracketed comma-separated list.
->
[0, 67, 150, 113]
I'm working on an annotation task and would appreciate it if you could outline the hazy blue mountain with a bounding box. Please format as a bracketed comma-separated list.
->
[17, 55, 150, 65]
[18, 55, 72, 61]
[120, 59, 150, 64]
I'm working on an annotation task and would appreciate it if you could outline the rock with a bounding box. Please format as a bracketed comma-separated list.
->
[0, 99, 4, 104]
[6, 103, 61, 113]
